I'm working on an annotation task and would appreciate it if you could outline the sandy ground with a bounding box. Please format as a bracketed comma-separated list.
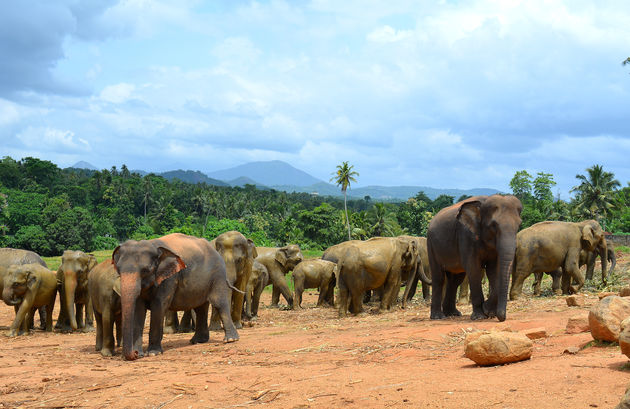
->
[1, 254, 629, 409]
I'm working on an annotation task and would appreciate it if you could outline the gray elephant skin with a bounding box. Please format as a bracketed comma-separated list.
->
[292, 259, 337, 309]
[255, 245, 303, 308]
[113, 233, 238, 361]
[2, 263, 57, 336]
[427, 195, 522, 322]
[56, 250, 97, 332]
[89, 259, 122, 357]
[509, 220, 607, 300]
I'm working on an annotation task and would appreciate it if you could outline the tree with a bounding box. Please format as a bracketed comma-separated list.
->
[331, 161, 359, 241]
[369, 203, 401, 237]
[431, 194, 454, 212]
[571, 164, 621, 228]
[532, 172, 556, 217]
[509, 170, 533, 200]
[624, 57, 630, 67]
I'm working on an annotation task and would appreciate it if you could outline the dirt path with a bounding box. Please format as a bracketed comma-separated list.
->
[1, 257, 630, 408]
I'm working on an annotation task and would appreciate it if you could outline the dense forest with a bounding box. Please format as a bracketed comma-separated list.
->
[0, 156, 628, 256]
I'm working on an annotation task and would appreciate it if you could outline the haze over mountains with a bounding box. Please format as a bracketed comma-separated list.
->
[70, 160, 500, 200]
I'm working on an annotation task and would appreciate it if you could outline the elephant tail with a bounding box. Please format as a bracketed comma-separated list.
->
[227, 280, 245, 295]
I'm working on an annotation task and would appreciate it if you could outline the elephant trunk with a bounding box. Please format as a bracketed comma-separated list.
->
[64, 271, 78, 330]
[120, 272, 141, 361]
[495, 235, 517, 322]
[2, 286, 20, 305]
[416, 261, 431, 285]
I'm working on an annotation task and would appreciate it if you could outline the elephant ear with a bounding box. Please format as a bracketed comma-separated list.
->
[113, 276, 121, 297]
[155, 246, 187, 286]
[581, 225, 596, 250]
[112, 246, 122, 274]
[86, 254, 98, 272]
[247, 239, 258, 259]
[26, 270, 39, 290]
[457, 200, 482, 237]
[275, 248, 288, 268]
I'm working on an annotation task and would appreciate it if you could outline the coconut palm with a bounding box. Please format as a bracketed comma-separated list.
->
[570, 164, 620, 228]
[369, 203, 400, 237]
[331, 161, 359, 241]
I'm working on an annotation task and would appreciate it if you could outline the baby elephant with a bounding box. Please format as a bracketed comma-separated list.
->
[244, 260, 269, 319]
[88, 260, 122, 357]
[292, 259, 337, 309]
[2, 264, 57, 336]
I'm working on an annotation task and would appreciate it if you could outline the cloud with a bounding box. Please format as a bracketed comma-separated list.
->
[367, 25, 413, 43]
[16, 126, 90, 152]
[99, 83, 136, 104]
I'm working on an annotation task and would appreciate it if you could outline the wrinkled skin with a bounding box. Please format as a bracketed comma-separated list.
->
[56, 250, 97, 332]
[209, 231, 257, 330]
[255, 245, 303, 308]
[244, 260, 269, 319]
[292, 259, 337, 309]
[0, 248, 48, 329]
[2, 264, 57, 337]
[336, 237, 416, 317]
[428, 195, 523, 322]
[510, 220, 607, 300]
[114, 233, 238, 361]
[88, 260, 122, 357]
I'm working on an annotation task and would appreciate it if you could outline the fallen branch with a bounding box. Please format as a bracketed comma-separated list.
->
[86, 383, 123, 392]
[155, 393, 184, 409]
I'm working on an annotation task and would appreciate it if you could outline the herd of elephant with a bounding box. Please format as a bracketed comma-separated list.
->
[0, 195, 616, 361]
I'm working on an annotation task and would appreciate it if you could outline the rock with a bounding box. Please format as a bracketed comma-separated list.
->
[522, 327, 547, 340]
[566, 295, 585, 307]
[563, 346, 580, 355]
[621, 288, 630, 297]
[566, 315, 590, 334]
[616, 385, 630, 409]
[599, 291, 617, 300]
[464, 331, 533, 366]
[589, 296, 630, 342]
[619, 318, 630, 359]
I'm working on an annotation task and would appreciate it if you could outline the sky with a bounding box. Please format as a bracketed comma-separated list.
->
[0, 0, 629, 198]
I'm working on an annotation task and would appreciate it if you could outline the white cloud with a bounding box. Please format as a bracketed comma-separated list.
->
[99, 83, 136, 104]
[367, 25, 413, 43]
[17, 127, 90, 151]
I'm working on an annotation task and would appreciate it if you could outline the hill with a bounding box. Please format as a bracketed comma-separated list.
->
[71, 161, 98, 170]
[160, 170, 229, 186]
[208, 160, 323, 187]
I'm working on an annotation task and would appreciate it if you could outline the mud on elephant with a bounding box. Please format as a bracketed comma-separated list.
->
[56, 250, 97, 332]
[113, 233, 238, 361]
[89, 259, 122, 357]
[255, 245, 303, 308]
[427, 195, 522, 322]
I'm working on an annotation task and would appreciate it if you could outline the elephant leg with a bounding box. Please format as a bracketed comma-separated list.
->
[85, 297, 94, 330]
[363, 290, 372, 304]
[564, 257, 584, 294]
[421, 281, 431, 302]
[37, 306, 46, 330]
[317, 280, 329, 308]
[585, 251, 596, 281]
[76, 304, 85, 330]
[209, 307, 223, 331]
[133, 302, 146, 358]
[179, 310, 195, 333]
[429, 262, 446, 320]
[231, 277, 247, 329]
[442, 272, 465, 317]
[270, 285, 281, 307]
[348, 285, 364, 315]
[532, 272, 543, 296]
[465, 267, 486, 320]
[55, 285, 69, 331]
[550, 269, 562, 295]
[163, 310, 179, 334]
[190, 303, 210, 344]
[458, 275, 470, 305]
[101, 308, 115, 357]
[251, 283, 263, 317]
[209, 288, 239, 343]
[94, 311, 103, 352]
[483, 262, 498, 317]
[380, 273, 400, 311]
[147, 305, 168, 356]
[270, 273, 293, 308]
[337, 277, 350, 317]
[8, 299, 32, 337]
[115, 313, 122, 347]
[325, 279, 336, 307]
[294, 278, 304, 309]
[509, 267, 529, 301]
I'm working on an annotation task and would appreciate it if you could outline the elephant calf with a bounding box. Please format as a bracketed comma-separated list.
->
[2, 264, 57, 336]
[292, 259, 337, 309]
[89, 260, 122, 357]
[244, 260, 269, 319]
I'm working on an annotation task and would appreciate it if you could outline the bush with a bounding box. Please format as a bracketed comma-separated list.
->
[13, 225, 51, 256]
[92, 236, 119, 251]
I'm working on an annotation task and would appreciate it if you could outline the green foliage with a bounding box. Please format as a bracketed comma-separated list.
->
[509, 170, 533, 201]
[571, 164, 621, 228]
[13, 225, 51, 255]
[298, 203, 345, 248]
[92, 236, 119, 250]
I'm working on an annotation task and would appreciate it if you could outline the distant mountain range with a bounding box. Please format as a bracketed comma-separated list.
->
[69, 160, 501, 201]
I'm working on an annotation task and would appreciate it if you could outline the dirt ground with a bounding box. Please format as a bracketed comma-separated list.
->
[1, 254, 630, 409]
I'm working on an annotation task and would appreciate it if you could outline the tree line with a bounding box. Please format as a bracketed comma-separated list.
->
[0, 156, 627, 256]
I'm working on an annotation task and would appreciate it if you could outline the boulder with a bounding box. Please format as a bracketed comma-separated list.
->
[566, 315, 590, 334]
[620, 288, 630, 297]
[589, 296, 630, 342]
[566, 295, 585, 307]
[464, 331, 533, 366]
[599, 291, 617, 300]
[619, 318, 630, 359]
[522, 327, 547, 340]
[616, 385, 630, 409]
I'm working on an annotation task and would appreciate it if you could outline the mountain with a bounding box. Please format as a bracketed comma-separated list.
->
[208, 160, 323, 187]
[71, 161, 98, 170]
[159, 170, 229, 186]
[227, 176, 269, 189]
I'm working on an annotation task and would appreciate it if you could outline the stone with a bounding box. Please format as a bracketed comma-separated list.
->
[619, 318, 630, 359]
[566, 295, 585, 307]
[616, 385, 630, 409]
[589, 296, 630, 342]
[563, 346, 580, 355]
[464, 331, 533, 366]
[599, 291, 618, 300]
[620, 288, 630, 297]
[522, 327, 547, 340]
[566, 315, 590, 334]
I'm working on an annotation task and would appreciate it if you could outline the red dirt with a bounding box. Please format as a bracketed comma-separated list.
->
[1, 255, 629, 409]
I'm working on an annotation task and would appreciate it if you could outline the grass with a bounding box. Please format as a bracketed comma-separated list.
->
[42, 249, 113, 271]
[302, 249, 324, 259]
[616, 246, 630, 254]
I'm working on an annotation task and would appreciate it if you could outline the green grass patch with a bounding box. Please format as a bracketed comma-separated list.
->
[302, 249, 323, 259]
[616, 246, 630, 254]
[581, 339, 618, 350]
[42, 249, 113, 271]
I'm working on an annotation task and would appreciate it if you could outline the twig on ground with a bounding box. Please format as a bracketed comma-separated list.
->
[155, 393, 184, 409]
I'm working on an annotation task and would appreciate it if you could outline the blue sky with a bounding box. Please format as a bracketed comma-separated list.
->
[0, 0, 629, 197]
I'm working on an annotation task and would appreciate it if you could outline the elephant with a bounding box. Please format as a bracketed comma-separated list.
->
[244, 260, 269, 319]
[427, 195, 523, 322]
[584, 241, 616, 281]
[255, 245, 303, 308]
[55, 250, 97, 332]
[209, 231, 257, 330]
[398, 236, 432, 307]
[2, 263, 57, 336]
[88, 259, 122, 357]
[0, 248, 48, 329]
[113, 233, 238, 361]
[510, 220, 607, 300]
[292, 259, 337, 309]
[335, 236, 416, 316]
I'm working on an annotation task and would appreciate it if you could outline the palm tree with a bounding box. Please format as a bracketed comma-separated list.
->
[571, 164, 620, 228]
[369, 203, 399, 237]
[331, 161, 359, 241]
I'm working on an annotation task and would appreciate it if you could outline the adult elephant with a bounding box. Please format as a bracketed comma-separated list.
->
[427, 195, 522, 322]
[55, 250, 97, 332]
[510, 220, 607, 300]
[255, 245, 303, 308]
[336, 236, 416, 316]
[113, 233, 238, 361]
[0, 248, 48, 329]
[209, 231, 257, 330]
